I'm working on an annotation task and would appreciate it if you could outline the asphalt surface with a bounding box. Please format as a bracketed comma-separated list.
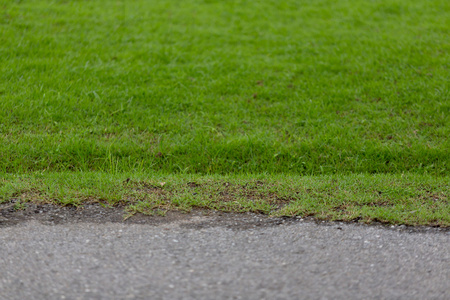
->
[0, 215, 449, 300]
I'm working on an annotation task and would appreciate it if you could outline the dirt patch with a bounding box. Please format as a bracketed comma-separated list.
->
[0, 203, 448, 233]
[0, 202, 293, 230]
[187, 182, 201, 188]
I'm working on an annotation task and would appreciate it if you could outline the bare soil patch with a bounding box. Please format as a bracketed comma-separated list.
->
[0, 202, 290, 229]
[0, 203, 448, 234]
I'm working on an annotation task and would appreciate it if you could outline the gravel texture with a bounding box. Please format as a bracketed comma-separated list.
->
[0, 210, 449, 300]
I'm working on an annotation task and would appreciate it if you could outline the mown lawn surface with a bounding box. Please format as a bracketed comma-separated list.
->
[1, 0, 449, 225]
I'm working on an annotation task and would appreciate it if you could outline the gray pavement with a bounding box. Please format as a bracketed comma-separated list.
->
[0, 216, 449, 300]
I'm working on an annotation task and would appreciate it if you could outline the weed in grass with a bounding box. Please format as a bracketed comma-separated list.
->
[12, 200, 27, 211]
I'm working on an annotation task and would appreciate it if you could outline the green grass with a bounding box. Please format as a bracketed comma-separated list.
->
[1, 0, 449, 174]
[1, 0, 449, 225]
[0, 172, 448, 226]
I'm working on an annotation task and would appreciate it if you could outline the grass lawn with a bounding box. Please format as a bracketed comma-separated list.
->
[1, 0, 449, 225]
